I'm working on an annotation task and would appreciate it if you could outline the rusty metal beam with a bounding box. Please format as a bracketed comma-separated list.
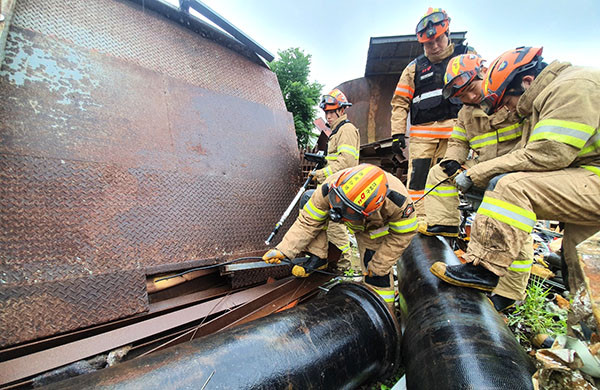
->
[0, 279, 289, 387]
[140, 275, 332, 354]
[193, 274, 331, 338]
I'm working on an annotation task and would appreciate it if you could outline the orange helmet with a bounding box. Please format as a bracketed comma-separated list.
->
[481, 46, 543, 114]
[442, 54, 485, 99]
[328, 164, 388, 222]
[416, 7, 450, 43]
[319, 88, 352, 111]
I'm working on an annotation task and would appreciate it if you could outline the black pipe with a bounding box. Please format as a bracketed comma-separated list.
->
[397, 234, 535, 390]
[42, 283, 400, 390]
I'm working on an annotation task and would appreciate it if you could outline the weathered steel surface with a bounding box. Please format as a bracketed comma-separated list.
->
[337, 74, 401, 145]
[0, 278, 294, 386]
[11, 0, 284, 110]
[0, 0, 299, 347]
[39, 283, 401, 390]
[0, 270, 148, 349]
[397, 234, 535, 390]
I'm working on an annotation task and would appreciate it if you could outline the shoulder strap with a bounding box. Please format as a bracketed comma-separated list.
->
[330, 119, 350, 137]
[415, 54, 429, 69]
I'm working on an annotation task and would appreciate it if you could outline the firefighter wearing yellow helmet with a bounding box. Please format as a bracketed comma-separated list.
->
[263, 164, 418, 310]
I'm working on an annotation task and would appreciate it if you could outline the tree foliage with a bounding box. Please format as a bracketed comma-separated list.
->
[270, 48, 323, 149]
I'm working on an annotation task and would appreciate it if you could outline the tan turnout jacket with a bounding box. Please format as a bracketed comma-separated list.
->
[313, 114, 360, 183]
[445, 105, 524, 165]
[468, 61, 600, 187]
[277, 170, 418, 276]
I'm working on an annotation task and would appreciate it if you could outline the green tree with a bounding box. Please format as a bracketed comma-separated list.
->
[270, 48, 323, 149]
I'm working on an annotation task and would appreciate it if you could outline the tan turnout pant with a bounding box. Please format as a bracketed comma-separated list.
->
[425, 162, 533, 301]
[327, 222, 351, 270]
[356, 234, 396, 311]
[465, 168, 600, 295]
[407, 138, 448, 217]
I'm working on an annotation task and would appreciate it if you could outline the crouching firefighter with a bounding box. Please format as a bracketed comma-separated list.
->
[263, 164, 418, 310]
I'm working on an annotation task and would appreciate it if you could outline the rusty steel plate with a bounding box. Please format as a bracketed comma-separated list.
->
[0, 0, 300, 347]
[0, 270, 148, 349]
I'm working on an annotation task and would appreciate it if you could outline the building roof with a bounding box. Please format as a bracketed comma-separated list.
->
[364, 32, 467, 77]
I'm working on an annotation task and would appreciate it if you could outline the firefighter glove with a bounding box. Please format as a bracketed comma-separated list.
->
[263, 249, 286, 264]
[292, 255, 328, 278]
[455, 171, 473, 192]
[440, 160, 461, 177]
[391, 134, 406, 154]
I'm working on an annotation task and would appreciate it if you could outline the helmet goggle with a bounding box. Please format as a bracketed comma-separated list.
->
[416, 11, 447, 33]
[319, 95, 338, 110]
[443, 70, 477, 99]
[328, 187, 365, 222]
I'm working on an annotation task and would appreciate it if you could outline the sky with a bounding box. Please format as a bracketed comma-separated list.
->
[194, 0, 599, 107]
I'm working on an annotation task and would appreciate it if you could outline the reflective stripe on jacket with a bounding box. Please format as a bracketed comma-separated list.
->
[444, 105, 524, 165]
[468, 61, 600, 187]
[277, 170, 417, 276]
[390, 44, 476, 141]
[314, 114, 360, 183]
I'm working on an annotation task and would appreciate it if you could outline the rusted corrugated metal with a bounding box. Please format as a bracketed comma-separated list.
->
[0, 0, 299, 347]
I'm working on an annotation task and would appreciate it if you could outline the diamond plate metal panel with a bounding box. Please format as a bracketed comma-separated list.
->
[0, 269, 148, 348]
[11, 0, 285, 111]
[0, 0, 300, 346]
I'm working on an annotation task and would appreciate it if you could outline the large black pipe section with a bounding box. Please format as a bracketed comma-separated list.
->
[42, 283, 400, 390]
[397, 234, 535, 389]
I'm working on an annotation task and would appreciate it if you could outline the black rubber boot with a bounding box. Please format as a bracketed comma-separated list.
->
[292, 254, 328, 278]
[489, 294, 516, 312]
[430, 262, 499, 292]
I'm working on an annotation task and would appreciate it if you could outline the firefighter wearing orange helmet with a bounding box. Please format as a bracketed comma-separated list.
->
[390, 7, 475, 217]
[421, 54, 532, 311]
[430, 47, 600, 299]
[312, 88, 360, 272]
[263, 164, 418, 309]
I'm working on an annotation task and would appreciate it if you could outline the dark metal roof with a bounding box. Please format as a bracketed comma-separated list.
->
[365, 32, 467, 77]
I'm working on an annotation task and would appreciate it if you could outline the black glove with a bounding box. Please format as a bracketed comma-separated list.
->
[391, 134, 406, 155]
[303, 152, 327, 169]
[440, 160, 461, 177]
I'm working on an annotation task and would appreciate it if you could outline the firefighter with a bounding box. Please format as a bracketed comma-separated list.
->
[263, 164, 418, 309]
[312, 88, 360, 272]
[421, 54, 532, 311]
[430, 47, 600, 298]
[391, 7, 474, 217]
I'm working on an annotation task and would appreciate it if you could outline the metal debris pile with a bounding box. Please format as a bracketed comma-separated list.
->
[509, 230, 600, 390]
